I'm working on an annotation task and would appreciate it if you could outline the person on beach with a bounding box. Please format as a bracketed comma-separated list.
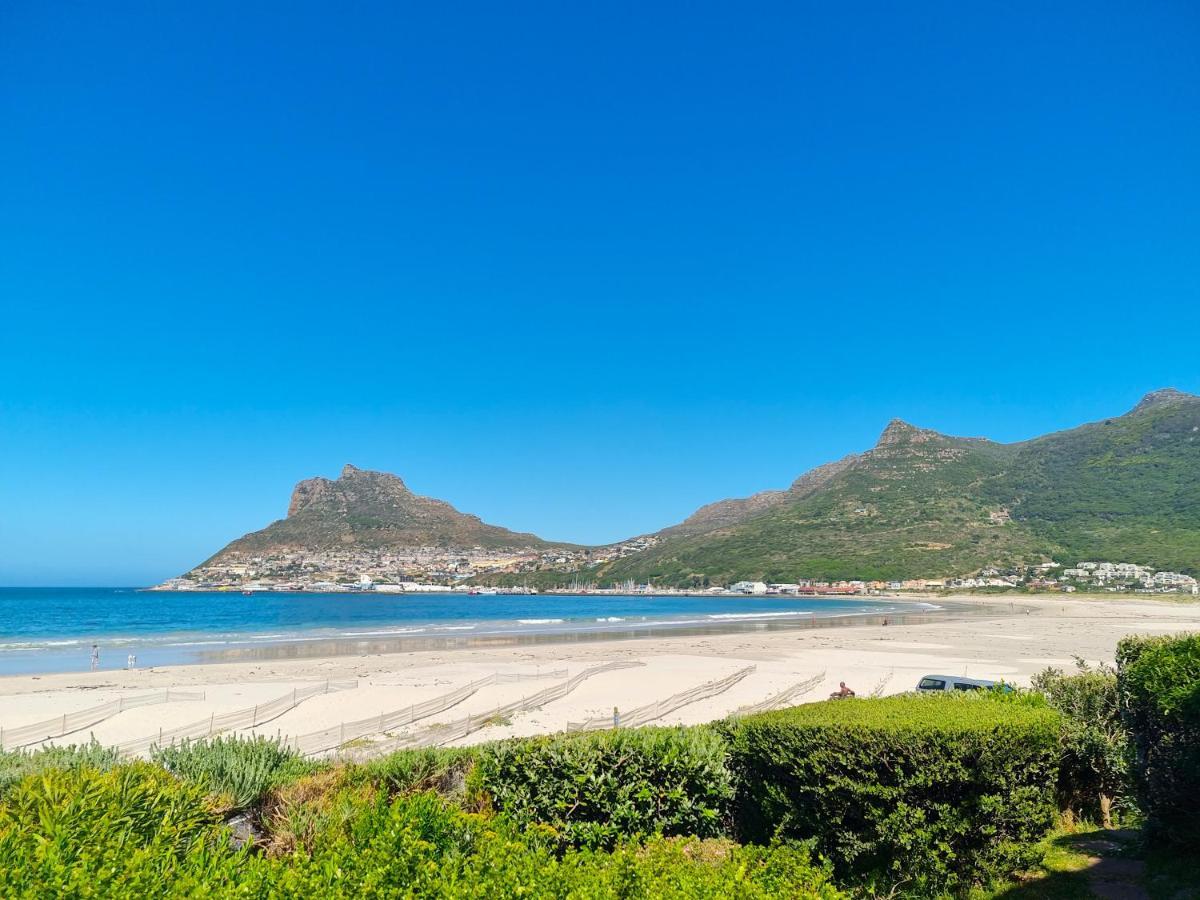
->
[90, 643, 99, 671]
[830, 681, 855, 699]
[127, 653, 136, 670]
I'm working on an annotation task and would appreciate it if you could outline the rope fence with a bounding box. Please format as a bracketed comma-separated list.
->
[116, 680, 357, 757]
[349, 660, 644, 759]
[284, 668, 566, 757]
[729, 670, 826, 717]
[1, 690, 205, 750]
[568, 664, 756, 731]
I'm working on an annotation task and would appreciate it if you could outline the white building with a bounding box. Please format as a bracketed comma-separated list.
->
[730, 581, 768, 595]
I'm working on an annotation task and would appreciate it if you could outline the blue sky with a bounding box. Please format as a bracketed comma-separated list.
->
[2, 1, 1198, 585]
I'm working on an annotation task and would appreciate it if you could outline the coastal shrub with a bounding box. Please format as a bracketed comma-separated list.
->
[0, 740, 121, 798]
[1117, 633, 1200, 846]
[242, 790, 844, 898]
[0, 763, 244, 896]
[355, 745, 479, 798]
[470, 725, 734, 850]
[1032, 659, 1130, 825]
[152, 735, 313, 809]
[723, 693, 1061, 895]
[0, 764, 843, 898]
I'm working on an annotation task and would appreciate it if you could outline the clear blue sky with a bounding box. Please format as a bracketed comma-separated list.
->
[2, 2, 1198, 585]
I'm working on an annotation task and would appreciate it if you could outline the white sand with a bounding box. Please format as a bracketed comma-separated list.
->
[2, 595, 1196, 756]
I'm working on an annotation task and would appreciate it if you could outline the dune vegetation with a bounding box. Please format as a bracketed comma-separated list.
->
[1, 633, 1197, 898]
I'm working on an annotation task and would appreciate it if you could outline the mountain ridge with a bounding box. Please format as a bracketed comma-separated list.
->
[175, 388, 1200, 586]
[576, 388, 1200, 585]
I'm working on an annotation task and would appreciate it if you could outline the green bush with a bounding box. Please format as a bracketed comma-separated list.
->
[470, 725, 734, 850]
[1032, 659, 1129, 825]
[0, 740, 121, 798]
[245, 789, 844, 898]
[152, 735, 313, 809]
[1117, 633, 1200, 846]
[723, 693, 1061, 895]
[354, 745, 478, 797]
[0, 763, 243, 896]
[0, 764, 844, 898]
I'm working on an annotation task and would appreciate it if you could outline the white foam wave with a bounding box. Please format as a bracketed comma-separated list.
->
[341, 628, 428, 637]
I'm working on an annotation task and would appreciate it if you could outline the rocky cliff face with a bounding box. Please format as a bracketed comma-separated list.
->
[195, 464, 562, 569]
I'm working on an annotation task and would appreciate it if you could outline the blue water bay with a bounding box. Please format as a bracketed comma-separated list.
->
[0, 588, 935, 674]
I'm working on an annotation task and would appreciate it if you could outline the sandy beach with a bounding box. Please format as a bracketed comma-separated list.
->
[2, 595, 1196, 757]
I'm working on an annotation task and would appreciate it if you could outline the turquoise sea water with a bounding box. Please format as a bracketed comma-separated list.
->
[0, 588, 938, 675]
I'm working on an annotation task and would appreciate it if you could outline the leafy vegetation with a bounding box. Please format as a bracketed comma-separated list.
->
[0, 739, 121, 798]
[1116, 632, 1200, 847]
[1031, 660, 1129, 827]
[249, 790, 844, 898]
[471, 726, 733, 850]
[0, 763, 236, 897]
[8, 644, 1200, 897]
[0, 766, 843, 898]
[722, 693, 1062, 895]
[152, 735, 315, 809]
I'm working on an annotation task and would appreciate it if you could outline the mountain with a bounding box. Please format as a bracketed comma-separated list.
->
[180, 389, 1200, 589]
[195, 464, 560, 568]
[566, 389, 1200, 586]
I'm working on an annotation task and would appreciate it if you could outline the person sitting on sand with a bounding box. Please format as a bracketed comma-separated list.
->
[830, 681, 855, 699]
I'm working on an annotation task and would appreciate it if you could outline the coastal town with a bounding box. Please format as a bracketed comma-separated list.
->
[158, 536, 661, 593]
[157, 554, 1199, 597]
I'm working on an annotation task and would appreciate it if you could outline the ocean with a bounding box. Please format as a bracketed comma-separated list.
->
[0, 587, 939, 675]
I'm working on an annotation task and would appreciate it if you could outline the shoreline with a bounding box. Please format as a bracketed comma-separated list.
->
[1, 595, 1196, 756]
[0, 591, 937, 676]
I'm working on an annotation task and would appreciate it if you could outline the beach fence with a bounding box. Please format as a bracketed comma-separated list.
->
[116, 680, 357, 757]
[568, 664, 756, 732]
[350, 660, 645, 759]
[729, 670, 826, 717]
[285, 668, 567, 757]
[0, 690, 205, 750]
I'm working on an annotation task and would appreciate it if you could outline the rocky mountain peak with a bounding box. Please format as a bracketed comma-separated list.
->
[284, 465, 410, 517]
[875, 418, 943, 447]
[1131, 388, 1198, 414]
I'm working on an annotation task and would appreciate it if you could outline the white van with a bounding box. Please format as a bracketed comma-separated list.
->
[916, 674, 1009, 693]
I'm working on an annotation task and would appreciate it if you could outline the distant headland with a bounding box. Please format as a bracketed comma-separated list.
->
[157, 389, 1200, 596]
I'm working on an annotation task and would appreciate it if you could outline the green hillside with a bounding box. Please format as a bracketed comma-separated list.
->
[545, 389, 1200, 586]
[995, 388, 1200, 571]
